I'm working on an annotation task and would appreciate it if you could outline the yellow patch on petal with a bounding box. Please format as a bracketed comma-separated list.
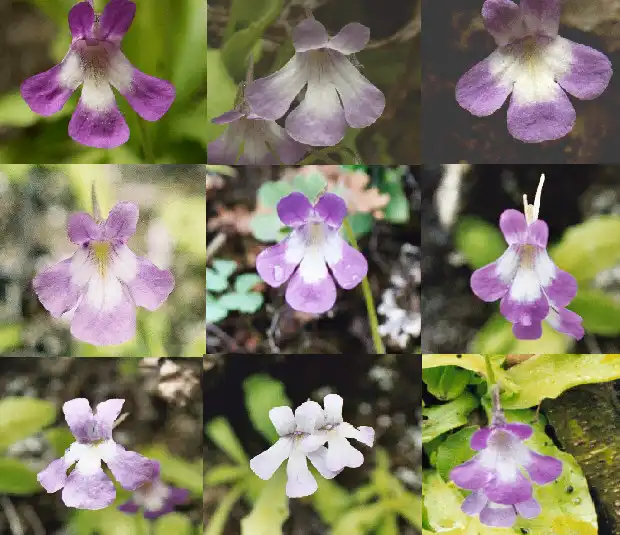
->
[91, 241, 111, 276]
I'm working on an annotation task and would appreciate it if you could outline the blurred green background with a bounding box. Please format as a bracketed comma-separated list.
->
[0, 164, 206, 357]
[0, 357, 202, 534]
[0, 0, 206, 163]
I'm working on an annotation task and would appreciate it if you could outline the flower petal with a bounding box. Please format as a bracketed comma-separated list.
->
[99, 0, 136, 42]
[329, 53, 385, 129]
[38, 457, 70, 492]
[269, 406, 296, 436]
[485, 469, 532, 504]
[69, 2, 95, 41]
[245, 55, 308, 120]
[323, 233, 368, 290]
[256, 231, 305, 287]
[314, 193, 347, 229]
[264, 121, 308, 164]
[507, 81, 575, 143]
[116, 65, 175, 121]
[545, 306, 584, 339]
[450, 456, 492, 491]
[322, 394, 343, 425]
[327, 23, 370, 54]
[93, 399, 124, 439]
[250, 438, 293, 480]
[503, 423, 533, 440]
[212, 110, 244, 124]
[471, 427, 492, 450]
[286, 79, 347, 146]
[103, 444, 159, 490]
[470, 246, 519, 302]
[482, 0, 524, 46]
[461, 490, 488, 516]
[285, 258, 337, 314]
[522, 450, 563, 484]
[62, 467, 116, 510]
[526, 219, 549, 247]
[515, 498, 542, 519]
[277, 192, 313, 227]
[286, 448, 317, 498]
[294, 400, 325, 433]
[456, 50, 516, 117]
[539, 265, 577, 308]
[512, 320, 543, 340]
[121, 254, 174, 311]
[207, 123, 242, 164]
[33, 258, 83, 318]
[103, 202, 139, 242]
[21, 54, 82, 116]
[499, 209, 527, 245]
[307, 446, 341, 479]
[326, 434, 364, 471]
[68, 212, 100, 244]
[556, 38, 612, 100]
[118, 499, 140, 514]
[168, 486, 190, 505]
[520, 0, 560, 37]
[292, 18, 329, 52]
[479, 502, 517, 528]
[63, 398, 95, 442]
[500, 286, 549, 326]
[70, 275, 136, 346]
[69, 86, 130, 149]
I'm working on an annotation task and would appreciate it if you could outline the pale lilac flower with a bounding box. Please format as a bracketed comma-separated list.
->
[33, 202, 175, 346]
[38, 398, 158, 510]
[470, 177, 582, 340]
[249, 402, 341, 498]
[208, 108, 307, 164]
[245, 17, 385, 146]
[256, 192, 367, 314]
[300, 394, 374, 472]
[21, 0, 175, 148]
[119, 464, 189, 519]
[456, 0, 612, 143]
[450, 388, 562, 528]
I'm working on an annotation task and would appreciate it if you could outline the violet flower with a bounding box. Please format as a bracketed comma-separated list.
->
[450, 388, 562, 528]
[21, 0, 175, 149]
[33, 201, 175, 346]
[119, 464, 189, 519]
[256, 192, 368, 314]
[250, 402, 341, 498]
[245, 17, 385, 147]
[38, 398, 158, 510]
[456, 0, 612, 143]
[470, 176, 583, 340]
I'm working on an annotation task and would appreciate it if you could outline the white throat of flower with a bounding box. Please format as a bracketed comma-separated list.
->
[523, 174, 545, 225]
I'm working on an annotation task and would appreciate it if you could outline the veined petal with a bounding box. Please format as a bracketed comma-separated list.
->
[556, 38, 612, 100]
[99, 0, 136, 42]
[470, 246, 519, 302]
[264, 121, 308, 164]
[62, 467, 116, 510]
[69, 83, 129, 148]
[38, 457, 71, 492]
[269, 406, 296, 436]
[207, 121, 243, 164]
[520, 0, 560, 38]
[482, 0, 524, 46]
[450, 456, 493, 491]
[285, 255, 337, 314]
[63, 398, 95, 442]
[328, 52, 385, 129]
[295, 400, 325, 433]
[456, 48, 517, 117]
[314, 193, 347, 229]
[102, 443, 158, 490]
[327, 23, 370, 54]
[277, 192, 313, 228]
[323, 232, 367, 290]
[245, 55, 308, 121]
[21, 53, 82, 116]
[479, 502, 517, 528]
[250, 438, 294, 480]
[33, 258, 84, 318]
[69, 2, 95, 41]
[118, 253, 174, 311]
[70, 275, 136, 346]
[536, 258, 576, 307]
[256, 231, 305, 287]
[307, 446, 341, 479]
[545, 306, 584, 339]
[500, 281, 549, 325]
[286, 448, 317, 498]
[461, 490, 488, 516]
[285, 79, 347, 146]
[292, 18, 329, 52]
[522, 449, 563, 484]
[484, 469, 533, 504]
[103, 202, 139, 242]
[68, 212, 100, 244]
[93, 399, 124, 439]
[212, 110, 244, 124]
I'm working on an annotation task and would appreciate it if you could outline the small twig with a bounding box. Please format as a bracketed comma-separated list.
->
[0, 496, 24, 535]
[21, 505, 45, 535]
[206, 323, 241, 352]
[266, 304, 283, 353]
[206, 232, 227, 263]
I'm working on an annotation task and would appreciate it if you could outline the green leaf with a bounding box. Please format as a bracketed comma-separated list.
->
[347, 212, 374, 237]
[241, 466, 289, 535]
[213, 259, 238, 279]
[206, 268, 230, 292]
[332, 503, 387, 535]
[204, 464, 248, 485]
[311, 477, 352, 525]
[257, 181, 294, 208]
[243, 374, 291, 443]
[291, 172, 328, 201]
[380, 169, 410, 223]
[219, 292, 263, 313]
[0, 324, 22, 352]
[569, 288, 620, 335]
[0, 457, 40, 494]
[206, 294, 229, 323]
[205, 417, 249, 465]
[249, 213, 288, 242]
[0, 91, 41, 127]
[0, 397, 57, 452]
[422, 392, 479, 443]
[139, 445, 203, 495]
[501, 354, 620, 409]
[205, 485, 245, 535]
[422, 366, 475, 401]
[221, 0, 284, 81]
[454, 216, 507, 270]
[44, 427, 75, 457]
[235, 273, 263, 293]
[433, 426, 477, 479]
[154, 513, 193, 535]
[206, 50, 237, 144]
[550, 216, 620, 282]
[161, 196, 206, 261]
[376, 513, 399, 535]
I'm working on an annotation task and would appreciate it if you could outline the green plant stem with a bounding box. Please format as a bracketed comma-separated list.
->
[136, 118, 155, 163]
[484, 355, 496, 388]
[342, 218, 386, 354]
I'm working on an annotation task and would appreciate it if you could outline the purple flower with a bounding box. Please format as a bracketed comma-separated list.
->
[470, 176, 582, 340]
[33, 201, 175, 346]
[256, 192, 368, 314]
[20, 0, 175, 149]
[208, 109, 307, 164]
[450, 420, 562, 527]
[456, 0, 612, 143]
[119, 466, 190, 520]
[38, 398, 158, 510]
[245, 17, 385, 147]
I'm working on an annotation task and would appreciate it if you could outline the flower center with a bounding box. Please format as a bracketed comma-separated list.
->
[90, 241, 111, 276]
[307, 222, 326, 248]
[519, 244, 536, 269]
[74, 39, 111, 80]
